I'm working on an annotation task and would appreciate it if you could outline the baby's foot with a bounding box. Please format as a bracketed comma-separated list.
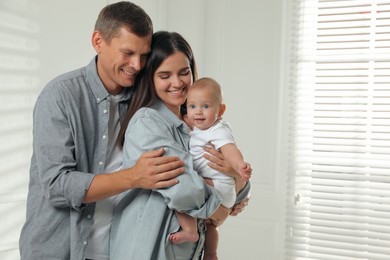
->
[169, 231, 199, 244]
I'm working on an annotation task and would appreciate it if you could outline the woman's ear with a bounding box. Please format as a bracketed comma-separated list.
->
[92, 31, 104, 54]
[218, 103, 226, 118]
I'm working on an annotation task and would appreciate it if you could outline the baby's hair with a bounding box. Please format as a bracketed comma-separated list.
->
[190, 77, 223, 104]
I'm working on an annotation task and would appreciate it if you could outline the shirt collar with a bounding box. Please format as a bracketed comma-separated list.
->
[153, 99, 190, 132]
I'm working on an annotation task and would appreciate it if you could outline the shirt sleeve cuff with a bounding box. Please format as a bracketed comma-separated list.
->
[236, 181, 251, 203]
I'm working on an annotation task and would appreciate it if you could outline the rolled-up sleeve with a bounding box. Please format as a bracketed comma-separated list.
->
[123, 108, 221, 219]
[33, 88, 94, 210]
[236, 181, 251, 203]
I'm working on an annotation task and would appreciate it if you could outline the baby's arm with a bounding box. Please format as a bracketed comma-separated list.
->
[219, 143, 252, 181]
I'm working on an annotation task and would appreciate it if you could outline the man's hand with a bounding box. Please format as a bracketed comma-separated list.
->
[83, 148, 184, 203]
[129, 148, 185, 189]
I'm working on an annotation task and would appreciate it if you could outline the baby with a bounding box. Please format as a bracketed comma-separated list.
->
[170, 77, 251, 260]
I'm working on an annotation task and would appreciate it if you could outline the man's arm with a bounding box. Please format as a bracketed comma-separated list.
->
[34, 87, 184, 209]
[83, 148, 184, 203]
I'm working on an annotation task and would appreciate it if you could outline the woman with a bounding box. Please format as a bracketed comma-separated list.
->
[110, 31, 250, 260]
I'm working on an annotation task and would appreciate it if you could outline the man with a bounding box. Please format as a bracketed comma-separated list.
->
[19, 2, 184, 259]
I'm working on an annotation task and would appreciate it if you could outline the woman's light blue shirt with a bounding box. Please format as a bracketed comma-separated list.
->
[110, 100, 224, 260]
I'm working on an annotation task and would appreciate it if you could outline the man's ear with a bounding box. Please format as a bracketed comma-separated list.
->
[218, 103, 226, 118]
[92, 31, 104, 54]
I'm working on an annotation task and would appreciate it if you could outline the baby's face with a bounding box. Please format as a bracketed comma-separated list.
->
[186, 87, 222, 130]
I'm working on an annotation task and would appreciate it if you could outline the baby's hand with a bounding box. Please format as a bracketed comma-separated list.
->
[240, 163, 252, 181]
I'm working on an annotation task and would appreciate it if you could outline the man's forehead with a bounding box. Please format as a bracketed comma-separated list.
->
[114, 28, 151, 50]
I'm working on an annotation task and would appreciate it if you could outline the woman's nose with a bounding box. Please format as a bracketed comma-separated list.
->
[171, 75, 183, 87]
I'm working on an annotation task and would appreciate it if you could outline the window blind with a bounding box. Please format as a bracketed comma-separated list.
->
[285, 0, 390, 259]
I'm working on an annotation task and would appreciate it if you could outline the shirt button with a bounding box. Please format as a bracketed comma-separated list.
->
[102, 135, 107, 139]
[99, 161, 104, 166]
[87, 215, 92, 219]
[97, 98, 101, 102]
[103, 109, 108, 114]
[83, 240, 88, 245]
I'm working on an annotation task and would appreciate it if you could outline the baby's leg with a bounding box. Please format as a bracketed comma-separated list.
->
[169, 211, 199, 244]
[203, 222, 219, 260]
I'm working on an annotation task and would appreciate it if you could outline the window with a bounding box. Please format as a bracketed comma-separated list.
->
[286, 0, 390, 259]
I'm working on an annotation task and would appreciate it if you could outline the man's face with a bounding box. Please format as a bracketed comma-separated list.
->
[93, 27, 151, 95]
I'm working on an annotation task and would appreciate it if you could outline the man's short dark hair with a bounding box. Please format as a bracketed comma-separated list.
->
[95, 1, 153, 42]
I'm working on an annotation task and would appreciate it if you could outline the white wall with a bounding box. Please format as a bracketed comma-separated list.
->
[0, 0, 286, 259]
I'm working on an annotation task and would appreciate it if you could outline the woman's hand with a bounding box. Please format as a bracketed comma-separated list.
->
[203, 146, 251, 216]
[230, 195, 250, 216]
[203, 146, 237, 178]
[203, 146, 250, 195]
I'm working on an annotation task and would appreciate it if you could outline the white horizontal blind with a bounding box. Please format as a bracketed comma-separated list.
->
[286, 0, 390, 259]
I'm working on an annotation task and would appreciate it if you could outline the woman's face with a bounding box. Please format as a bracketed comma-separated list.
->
[153, 51, 193, 117]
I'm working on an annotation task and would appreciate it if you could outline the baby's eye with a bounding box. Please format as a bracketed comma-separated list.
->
[188, 104, 195, 109]
[203, 104, 209, 109]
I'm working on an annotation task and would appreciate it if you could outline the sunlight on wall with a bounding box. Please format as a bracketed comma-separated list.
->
[0, 0, 40, 259]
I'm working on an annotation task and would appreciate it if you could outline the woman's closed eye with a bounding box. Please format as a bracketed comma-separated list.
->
[158, 73, 170, 79]
[180, 69, 191, 76]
